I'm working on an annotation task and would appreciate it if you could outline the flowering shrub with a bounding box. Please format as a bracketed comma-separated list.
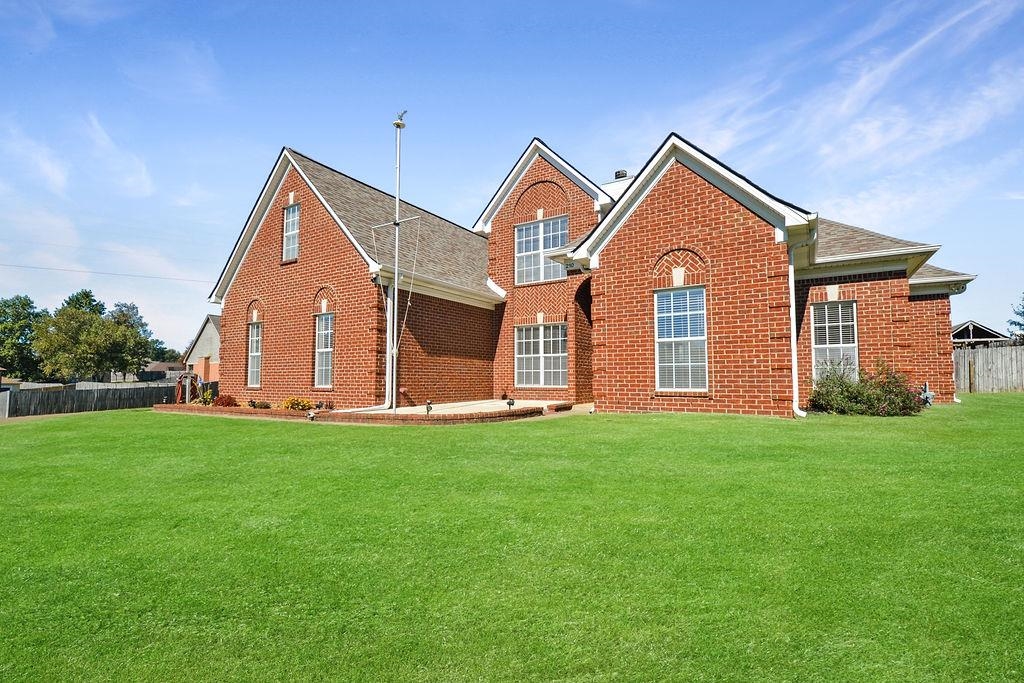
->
[281, 397, 313, 411]
[808, 360, 923, 416]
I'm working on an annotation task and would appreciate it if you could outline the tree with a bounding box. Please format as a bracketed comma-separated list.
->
[1010, 292, 1024, 342]
[62, 289, 106, 315]
[32, 307, 104, 381]
[0, 295, 46, 380]
[149, 338, 182, 363]
[107, 302, 152, 340]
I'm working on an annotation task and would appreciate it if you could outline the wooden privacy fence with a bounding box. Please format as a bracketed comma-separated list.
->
[954, 345, 1024, 393]
[6, 384, 176, 418]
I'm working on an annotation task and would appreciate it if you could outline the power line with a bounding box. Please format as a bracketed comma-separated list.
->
[3, 238, 221, 266]
[0, 262, 215, 284]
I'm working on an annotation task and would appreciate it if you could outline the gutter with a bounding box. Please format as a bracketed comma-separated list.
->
[787, 217, 818, 418]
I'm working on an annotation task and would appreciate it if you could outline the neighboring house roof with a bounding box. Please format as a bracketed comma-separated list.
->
[951, 320, 1009, 342]
[569, 133, 815, 267]
[472, 138, 613, 234]
[210, 148, 501, 308]
[182, 314, 222, 363]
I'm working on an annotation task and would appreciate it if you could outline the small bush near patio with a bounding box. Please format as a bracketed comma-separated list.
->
[281, 396, 313, 411]
[1, 394, 1021, 680]
[808, 359, 923, 416]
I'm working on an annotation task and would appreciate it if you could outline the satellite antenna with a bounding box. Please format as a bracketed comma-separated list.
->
[390, 111, 406, 415]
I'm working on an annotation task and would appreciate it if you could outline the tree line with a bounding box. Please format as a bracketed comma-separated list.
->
[0, 289, 181, 383]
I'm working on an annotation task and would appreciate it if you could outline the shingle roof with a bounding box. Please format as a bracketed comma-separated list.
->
[909, 263, 973, 282]
[288, 149, 491, 297]
[815, 217, 930, 259]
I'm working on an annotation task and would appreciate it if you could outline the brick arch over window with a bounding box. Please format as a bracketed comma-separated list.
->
[246, 299, 264, 323]
[311, 286, 337, 314]
[652, 248, 709, 289]
[512, 181, 569, 224]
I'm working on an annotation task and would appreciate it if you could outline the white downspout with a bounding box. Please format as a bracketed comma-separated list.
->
[787, 221, 817, 418]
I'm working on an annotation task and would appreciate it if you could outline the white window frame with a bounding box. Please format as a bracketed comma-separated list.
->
[811, 300, 858, 381]
[282, 203, 300, 261]
[314, 313, 333, 388]
[654, 286, 708, 392]
[247, 322, 262, 387]
[515, 215, 568, 285]
[514, 323, 568, 388]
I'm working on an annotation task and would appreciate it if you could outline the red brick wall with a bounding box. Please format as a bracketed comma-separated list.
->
[795, 274, 956, 404]
[488, 157, 598, 403]
[220, 166, 385, 408]
[591, 160, 793, 415]
[395, 291, 495, 406]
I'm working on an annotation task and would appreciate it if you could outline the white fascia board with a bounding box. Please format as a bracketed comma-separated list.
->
[210, 153, 290, 304]
[284, 149, 380, 272]
[813, 244, 940, 266]
[795, 247, 939, 281]
[573, 135, 812, 267]
[472, 139, 612, 234]
[376, 266, 505, 309]
[909, 272, 975, 296]
[487, 277, 507, 299]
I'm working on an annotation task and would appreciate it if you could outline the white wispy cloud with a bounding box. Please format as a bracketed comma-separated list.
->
[1003, 191, 1024, 200]
[84, 113, 154, 197]
[172, 181, 215, 207]
[1, 124, 69, 195]
[120, 41, 221, 101]
[0, 0, 132, 50]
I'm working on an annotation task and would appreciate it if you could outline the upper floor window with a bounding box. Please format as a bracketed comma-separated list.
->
[515, 215, 567, 284]
[314, 313, 334, 388]
[283, 204, 300, 261]
[655, 287, 707, 391]
[812, 301, 858, 380]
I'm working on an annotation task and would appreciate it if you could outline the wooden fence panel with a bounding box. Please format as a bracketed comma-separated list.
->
[954, 346, 1024, 393]
[8, 385, 177, 418]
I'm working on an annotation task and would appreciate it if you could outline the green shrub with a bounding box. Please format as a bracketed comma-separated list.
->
[808, 359, 923, 416]
[247, 399, 272, 409]
[213, 394, 238, 407]
[281, 397, 314, 411]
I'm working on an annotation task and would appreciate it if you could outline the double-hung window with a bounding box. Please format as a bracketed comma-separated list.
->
[282, 204, 300, 260]
[247, 322, 262, 387]
[515, 324, 567, 387]
[515, 215, 568, 284]
[812, 301, 858, 380]
[314, 313, 334, 388]
[655, 287, 707, 391]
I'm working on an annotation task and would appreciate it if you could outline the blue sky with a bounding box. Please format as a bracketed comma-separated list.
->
[1, 0, 1022, 349]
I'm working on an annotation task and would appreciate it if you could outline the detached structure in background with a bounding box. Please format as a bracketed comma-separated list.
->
[182, 314, 221, 382]
[951, 320, 1009, 349]
[209, 133, 973, 416]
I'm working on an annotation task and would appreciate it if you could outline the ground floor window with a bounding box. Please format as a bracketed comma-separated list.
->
[314, 313, 333, 387]
[812, 300, 858, 380]
[655, 286, 707, 391]
[515, 323, 567, 387]
[247, 322, 262, 387]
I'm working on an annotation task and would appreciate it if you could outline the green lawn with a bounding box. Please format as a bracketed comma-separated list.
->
[1, 396, 1022, 681]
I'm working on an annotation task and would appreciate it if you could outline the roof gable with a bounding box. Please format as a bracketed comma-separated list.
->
[210, 148, 496, 306]
[472, 138, 613, 234]
[952, 320, 1007, 341]
[570, 133, 813, 267]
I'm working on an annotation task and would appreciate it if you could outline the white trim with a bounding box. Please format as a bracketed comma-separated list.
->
[811, 300, 858, 382]
[313, 312, 333, 388]
[653, 286, 708, 393]
[376, 267, 505, 310]
[486, 278, 507, 299]
[514, 322, 569, 388]
[514, 214, 569, 285]
[473, 139, 612, 234]
[572, 134, 812, 267]
[247, 321, 262, 388]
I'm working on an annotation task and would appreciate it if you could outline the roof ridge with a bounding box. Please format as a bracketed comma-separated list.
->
[286, 147, 486, 240]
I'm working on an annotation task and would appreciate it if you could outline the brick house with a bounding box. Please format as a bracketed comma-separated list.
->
[210, 135, 973, 416]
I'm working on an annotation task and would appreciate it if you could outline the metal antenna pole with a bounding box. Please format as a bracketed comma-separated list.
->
[391, 111, 406, 415]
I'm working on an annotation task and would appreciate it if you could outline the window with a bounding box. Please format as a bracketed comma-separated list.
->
[314, 313, 333, 388]
[282, 204, 300, 260]
[515, 215, 568, 284]
[812, 301, 858, 380]
[515, 323, 567, 387]
[655, 287, 707, 391]
[247, 322, 262, 387]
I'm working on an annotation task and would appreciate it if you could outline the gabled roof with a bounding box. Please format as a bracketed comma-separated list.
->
[815, 218, 936, 261]
[472, 138, 613, 233]
[287, 150, 491, 298]
[569, 133, 815, 266]
[210, 148, 497, 306]
[951, 320, 1008, 341]
[181, 314, 221, 363]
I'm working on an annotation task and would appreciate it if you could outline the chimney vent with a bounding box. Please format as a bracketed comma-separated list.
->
[614, 169, 628, 180]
